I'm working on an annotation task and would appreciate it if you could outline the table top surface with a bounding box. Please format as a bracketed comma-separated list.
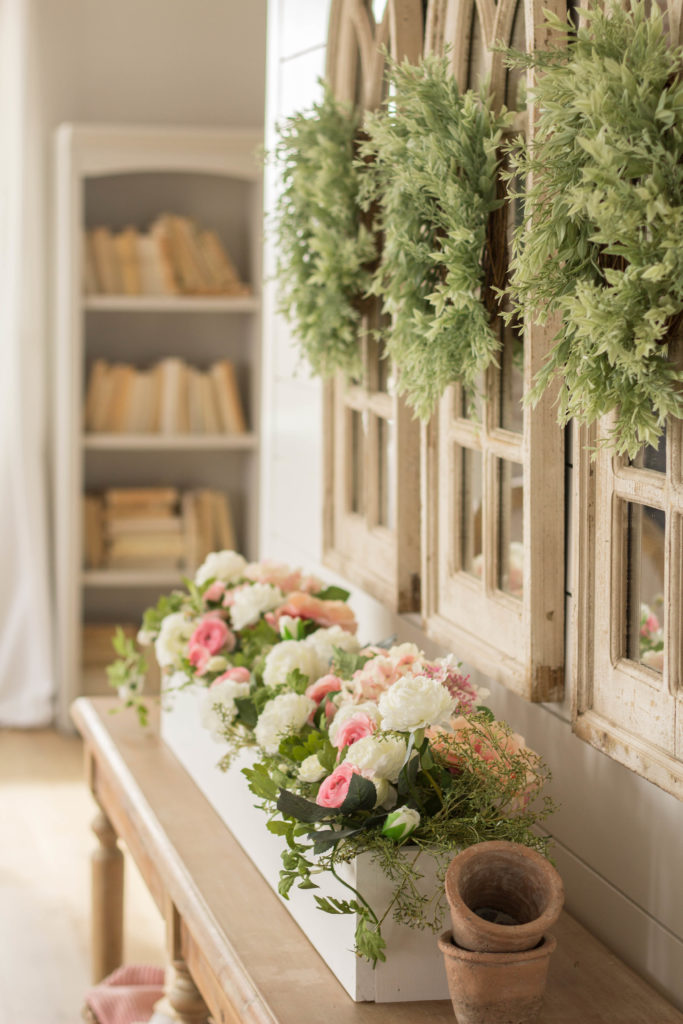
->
[72, 697, 683, 1024]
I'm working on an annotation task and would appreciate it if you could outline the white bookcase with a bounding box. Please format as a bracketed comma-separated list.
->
[54, 124, 263, 729]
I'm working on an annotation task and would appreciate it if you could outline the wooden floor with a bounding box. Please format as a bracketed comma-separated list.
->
[0, 727, 165, 1024]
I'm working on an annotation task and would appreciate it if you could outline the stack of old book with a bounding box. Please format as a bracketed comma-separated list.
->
[84, 214, 251, 297]
[84, 357, 247, 435]
[83, 487, 236, 572]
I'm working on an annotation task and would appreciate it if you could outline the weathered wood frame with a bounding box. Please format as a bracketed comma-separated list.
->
[573, 417, 683, 799]
[421, 0, 566, 700]
[323, 0, 424, 611]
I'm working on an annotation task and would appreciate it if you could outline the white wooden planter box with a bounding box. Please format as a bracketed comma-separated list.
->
[160, 683, 450, 1002]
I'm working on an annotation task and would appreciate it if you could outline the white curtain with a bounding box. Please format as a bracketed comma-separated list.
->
[0, 0, 54, 725]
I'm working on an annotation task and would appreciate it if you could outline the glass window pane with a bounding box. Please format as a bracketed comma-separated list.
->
[459, 370, 486, 423]
[626, 502, 665, 672]
[350, 410, 365, 515]
[629, 424, 666, 474]
[460, 447, 483, 578]
[378, 418, 395, 529]
[499, 322, 524, 434]
[497, 458, 524, 599]
[466, 6, 488, 91]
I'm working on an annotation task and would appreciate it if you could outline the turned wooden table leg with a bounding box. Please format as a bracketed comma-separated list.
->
[91, 808, 124, 982]
[155, 960, 209, 1024]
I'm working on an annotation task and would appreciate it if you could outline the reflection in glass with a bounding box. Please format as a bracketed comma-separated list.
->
[626, 501, 665, 672]
[499, 322, 524, 434]
[505, 0, 527, 110]
[459, 371, 486, 423]
[350, 410, 365, 515]
[466, 6, 488, 91]
[460, 447, 483, 577]
[378, 418, 396, 529]
[629, 424, 666, 474]
[497, 458, 524, 598]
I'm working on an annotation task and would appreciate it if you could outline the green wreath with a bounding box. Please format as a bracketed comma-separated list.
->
[273, 83, 377, 379]
[359, 55, 512, 419]
[506, 0, 683, 457]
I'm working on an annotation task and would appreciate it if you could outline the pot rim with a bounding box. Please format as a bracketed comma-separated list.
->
[438, 930, 557, 964]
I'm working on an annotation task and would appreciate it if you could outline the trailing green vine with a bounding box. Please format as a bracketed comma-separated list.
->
[273, 83, 377, 379]
[359, 55, 512, 419]
[505, 0, 683, 457]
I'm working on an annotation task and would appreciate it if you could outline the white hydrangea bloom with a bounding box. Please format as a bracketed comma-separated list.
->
[378, 674, 456, 733]
[194, 550, 247, 587]
[344, 735, 408, 783]
[230, 583, 283, 631]
[304, 625, 361, 676]
[262, 640, 320, 689]
[328, 700, 382, 746]
[154, 612, 195, 670]
[200, 679, 251, 742]
[298, 754, 326, 783]
[254, 692, 316, 754]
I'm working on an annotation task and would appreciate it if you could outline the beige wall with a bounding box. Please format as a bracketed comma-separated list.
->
[259, 0, 683, 1008]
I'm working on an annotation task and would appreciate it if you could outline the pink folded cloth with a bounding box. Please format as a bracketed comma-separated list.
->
[84, 965, 165, 1024]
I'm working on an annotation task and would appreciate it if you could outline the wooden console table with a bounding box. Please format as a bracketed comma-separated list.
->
[72, 697, 683, 1024]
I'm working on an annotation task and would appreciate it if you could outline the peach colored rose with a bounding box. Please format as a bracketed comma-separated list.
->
[211, 666, 251, 686]
[203, 580, 227, 604]
[334, 713, 377, 751]
[188, 643, 211, 674]
[244, 560, 323, 595]
[190, 616, 235, 655]
[273, 591, 357, 634]
[316, 762, 359, 808]
[305, 674, 344, 705]
[351, 647, 422, 702]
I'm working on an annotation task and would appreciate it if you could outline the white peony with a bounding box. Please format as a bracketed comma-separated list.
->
[230, 583, 283, 631]
[304, 625, 361, 676]
[154, 612, 195, 670]
[254, 692, 316, 754]
[328, 700, 382, 745]
[194, 550, 247, 587]
[299, 754, 326, 783]
[262, 640, 320, 689]
[200, 679, 251, 741]
[344, 734, 407, 783]
[378, 674, 456, 732]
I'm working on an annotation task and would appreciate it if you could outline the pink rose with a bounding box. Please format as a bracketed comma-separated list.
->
[640, 612, 660, 638]
[211, 666, 251, 686]
[272, 591, 357, 634]
[334, 713, 377, 750]
[189, 643, 211, 674]
[190, 616, 235, 655]
[316, 762, 359, 808]
[305, 674, 344, 705]
[203, 580, 227, 604]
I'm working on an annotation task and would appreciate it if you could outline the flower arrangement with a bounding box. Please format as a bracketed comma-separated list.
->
[110, 549, 554, 966]
[358, 54, 512, 419]
[504, 0, 683, 457]
[272, 82, 378, 380]
[639, 600, 664, 671]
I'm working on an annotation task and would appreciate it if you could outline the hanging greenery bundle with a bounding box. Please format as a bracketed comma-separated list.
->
[359, 55, 512, 420]
[273, 84, 378, 379]
[505, 0, 683, 457]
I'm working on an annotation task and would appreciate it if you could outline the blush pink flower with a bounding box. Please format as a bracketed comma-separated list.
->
[316, 762, 360, 808]
[272, 591, 357, 634]
[203, 580, 227, 604]
[188, 643, 211, 674]
[305, 674, 344, 705]
[334, 713, 377, 751]
[190, 616, 235, 655]
[640, 612, 660, 637]
[211, 666, 251, 687]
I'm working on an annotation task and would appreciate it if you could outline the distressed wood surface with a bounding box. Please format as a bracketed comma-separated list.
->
[72, 697, 683, 1023]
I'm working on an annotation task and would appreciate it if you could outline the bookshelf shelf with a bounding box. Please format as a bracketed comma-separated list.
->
[83, 432, 259, 451]
[82, 569, 187, 588]
[55, 124, 263, 729]
[84, 295, 260, 314]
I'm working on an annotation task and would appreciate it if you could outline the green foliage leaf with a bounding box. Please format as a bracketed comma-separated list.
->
[314, 585, 351, 601]
[276, 787, 333, 823]
[242, 763, 279, 802]
[339, 773, 378, 814]
[331, 648, 372, 678]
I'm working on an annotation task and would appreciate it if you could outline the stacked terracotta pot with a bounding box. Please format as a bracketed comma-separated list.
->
[439, 841, 564, 1024]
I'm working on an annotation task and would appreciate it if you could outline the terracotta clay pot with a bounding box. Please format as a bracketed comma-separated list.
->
[445, 841, 564, 953]
[438, 930, 556, 1024]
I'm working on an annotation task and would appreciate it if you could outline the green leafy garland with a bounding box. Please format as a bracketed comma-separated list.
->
[273, 83, 378, 379]
[505, 0, 683, 457]
[359, 55, 512, 419]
